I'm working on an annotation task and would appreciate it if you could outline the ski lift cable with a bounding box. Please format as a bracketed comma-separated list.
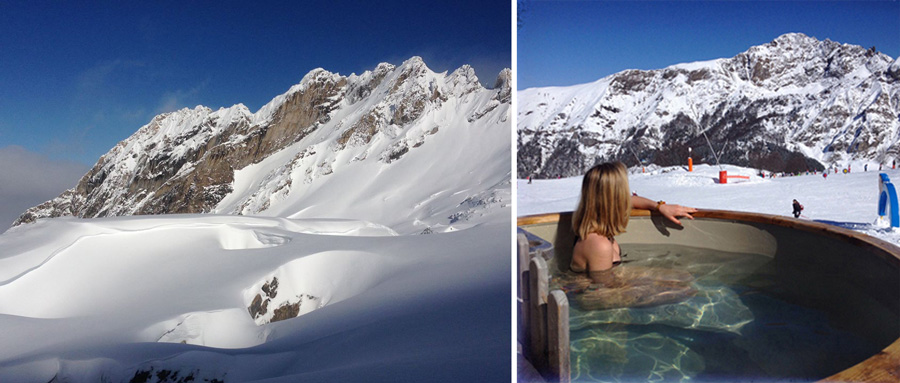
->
[689, 100, 724, 170]
[702, 129, 723, 170]
[628, 146, 642, 167]
[615, 124, 644, 168]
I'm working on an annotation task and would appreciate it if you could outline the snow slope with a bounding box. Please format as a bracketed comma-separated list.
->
[519, 163, 900, 246]
[212, 69, 511, 234]
[0, 215, 510, 382]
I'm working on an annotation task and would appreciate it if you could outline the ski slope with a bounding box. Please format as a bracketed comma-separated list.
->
[518, 163, 900, 246]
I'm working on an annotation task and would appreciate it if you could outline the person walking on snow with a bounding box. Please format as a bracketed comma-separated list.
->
[792, 199, 804, 218]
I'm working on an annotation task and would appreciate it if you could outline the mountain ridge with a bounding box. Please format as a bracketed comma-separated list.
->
[15, 57, 512, 234]
[518, 33, 899, 178]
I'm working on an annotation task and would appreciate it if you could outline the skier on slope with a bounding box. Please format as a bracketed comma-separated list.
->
[792, 199, 804, 218]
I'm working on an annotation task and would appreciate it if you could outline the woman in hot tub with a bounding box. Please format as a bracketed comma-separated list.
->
[565, 161, 698, 310]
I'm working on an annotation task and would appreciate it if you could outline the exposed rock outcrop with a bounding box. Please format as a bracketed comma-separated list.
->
[247, 276, 321, 325]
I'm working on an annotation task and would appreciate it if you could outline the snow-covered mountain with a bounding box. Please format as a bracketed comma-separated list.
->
[518, 33, 899, 178]
[15, 57, 511, 234]
[0, 58, 511, 381]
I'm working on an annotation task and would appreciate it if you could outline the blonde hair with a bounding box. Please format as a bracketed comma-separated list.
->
[572, 162, 631, 240]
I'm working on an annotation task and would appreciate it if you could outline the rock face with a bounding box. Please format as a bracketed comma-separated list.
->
[247, 276, 321, 324]
[518, 33, 899, 178]
[15, 58, 511, 231]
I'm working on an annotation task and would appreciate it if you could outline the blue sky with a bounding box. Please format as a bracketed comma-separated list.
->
[0, 0, 511, 166]
[518, 0, 900, 90]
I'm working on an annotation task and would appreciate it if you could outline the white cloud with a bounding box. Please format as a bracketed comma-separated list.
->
[0, 146, 90, 231]
[76, 59, 145, 96]
[155, 81, 209, 115]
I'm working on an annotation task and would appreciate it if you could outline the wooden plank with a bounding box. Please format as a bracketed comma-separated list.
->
[518, 233, 530, 347]
[520, 269, 531, 351]
[518, 209, 650, 226]
[517, 233, 530, 299]
[517, 213, 563, 226]
[548, 290, 571, 383]
[823, 339, 900, 382]
[529, 256, 549, 373]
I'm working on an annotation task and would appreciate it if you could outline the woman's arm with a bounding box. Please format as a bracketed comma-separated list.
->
[631, 195, 697, 225]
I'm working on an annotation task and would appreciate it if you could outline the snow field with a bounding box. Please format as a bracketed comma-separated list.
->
[518, 163, 900, 246]
[0, 214, 511, 382]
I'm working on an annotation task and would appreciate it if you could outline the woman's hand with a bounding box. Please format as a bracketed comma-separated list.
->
[631, 195, 698, 225]
[658, 203, 697, 225]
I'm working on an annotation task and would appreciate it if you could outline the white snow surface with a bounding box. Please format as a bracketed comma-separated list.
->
[0, 215, 510, 382]
[519, 163, 900, 247]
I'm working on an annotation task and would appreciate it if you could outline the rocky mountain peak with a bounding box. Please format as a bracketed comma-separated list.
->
[494, 68, 512, 90]
[373, 62, 396, 74]
[771, 32, 816, 47]
[299, 67, 335, 83]
[890, 57, 900, 80]
[397, 56, 430, 78]
[401, 55, 427, 67]
[447, 64, 482, 96]
[518, 34, 898, 179]
[14, 57, 512, 233]
[493, 68, 512, 104]
[451, 64, 477, 80]
[728, 32, 894, 89]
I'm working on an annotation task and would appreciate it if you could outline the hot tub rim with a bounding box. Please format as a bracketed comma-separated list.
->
[518, 209, 900, 267]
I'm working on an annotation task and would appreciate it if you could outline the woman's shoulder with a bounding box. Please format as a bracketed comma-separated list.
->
[578, 232, 614, 252]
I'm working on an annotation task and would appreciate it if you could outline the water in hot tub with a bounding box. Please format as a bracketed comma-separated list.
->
[552, 243, 898, 383]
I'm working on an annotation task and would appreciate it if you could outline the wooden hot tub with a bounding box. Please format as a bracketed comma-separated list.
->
[517, 209, 900, 382]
